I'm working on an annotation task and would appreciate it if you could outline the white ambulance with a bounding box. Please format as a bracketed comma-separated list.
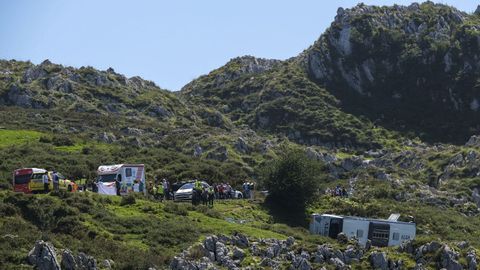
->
[96, 164, 146, 196]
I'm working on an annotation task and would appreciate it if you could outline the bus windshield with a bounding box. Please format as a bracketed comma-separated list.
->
[31, 174, 45, 181]
[14, 174, 31, 184]
[97, 174, 117, 182]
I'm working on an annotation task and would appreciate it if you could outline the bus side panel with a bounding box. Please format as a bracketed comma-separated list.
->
[14, 183, 31, 193]
[388, 224, 416, 246]
[29, 174, 45, 192]
[343, 219, 370, 246]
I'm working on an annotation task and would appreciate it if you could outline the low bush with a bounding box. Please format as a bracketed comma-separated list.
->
[163, 201, 188, 216]
[0, 203, 18, 216]
[120, 194, 136, 206]
[194, 205, 221, 219]
[51, 135, 75, 146]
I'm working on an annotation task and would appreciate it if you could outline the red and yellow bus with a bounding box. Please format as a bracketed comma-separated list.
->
[13, 168, 78, 193]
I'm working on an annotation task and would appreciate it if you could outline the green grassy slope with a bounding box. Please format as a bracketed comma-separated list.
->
[1, 190, 478, 269]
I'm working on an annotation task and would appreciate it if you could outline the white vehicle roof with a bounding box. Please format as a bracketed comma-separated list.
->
[97, 164, 144, 175]
[31, 168, 47, 174]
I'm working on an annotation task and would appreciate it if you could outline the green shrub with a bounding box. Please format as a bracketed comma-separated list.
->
[260, 147, 324, 225]
[146, 217, 199, 248]
[120, 194, 136, 206]
[163, 201, 188, 216]
[39, 136, 52, 143]
[51, 135, 75, 146]
[0, 203, 18, 216]
[54, 216, 83, 234]
[194, 205, 221, 219]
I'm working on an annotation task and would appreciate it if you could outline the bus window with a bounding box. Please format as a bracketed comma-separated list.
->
[31, 174, 44, 182]
[14, 174, 31, 184]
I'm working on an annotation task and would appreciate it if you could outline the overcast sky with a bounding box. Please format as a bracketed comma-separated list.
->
[0, 0, 477, 91]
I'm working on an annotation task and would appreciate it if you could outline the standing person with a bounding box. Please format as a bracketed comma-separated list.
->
[226, 183, 232, 199]
[214, 184, 220, 199]
[208, 186, 214, 207]
[115, 174, 122, 196]
[218, 183, 224, 199]
[158, 184, 164, 201]
[202, 188, 208, 206]
[52, 171, 59, 192]
[43, 173, 49, 193]
[243, 182, 249, 199]
[152, 183, 158, 200]
[249, 182, 255, 200]
[192, 179, 202, 205]
[162, 179, 169, 200]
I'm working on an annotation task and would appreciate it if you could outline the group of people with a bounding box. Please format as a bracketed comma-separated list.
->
[212, 183, 234, 199]
[151, 178, 171, 201]
[192, 180, 215, 207]
[42, 171, 60, 193]
[242, 181, 255, 199]
[150, 177, 254, 207]
[325, 185, 348, 197]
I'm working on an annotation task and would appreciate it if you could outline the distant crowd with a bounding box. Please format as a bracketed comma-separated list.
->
[150, 178, 256, 206]
[325, 185, 348, 197]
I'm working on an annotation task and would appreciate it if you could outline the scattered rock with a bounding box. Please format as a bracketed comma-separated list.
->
[5, 84, 32, 108]
[193, 145, 203, 157]
[456, 241, 469, 250]
[328, 257, 346, 269]
[100, 259, 114, 269]
[415, 241, 442, 259]
[96, 132, 116, 143]
[370, 251, 388, 270]
[27, 240, 61, 270]
[206, 146, 228, 162]
[121, 127, 144, 136]
[61, 249, 77, 270]
[399, 240, 414, 254]
[291, 255, 311, 270]
[232, 247, 245, 260]
[76, 252, 97, 270]
[337, 232, 349, 244]
[467, 250, 477, 270]
[472, 188, 480, 208]
[149, 105, 172, 118]
[234, 137, 250, 154]
[439, 245, 462, 270]
[286, 236, 295, 247]
[22, 65, 47, 83]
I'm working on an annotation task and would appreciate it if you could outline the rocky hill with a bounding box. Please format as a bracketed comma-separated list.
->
[0, 60, 188, 120]
[183, 2, 480, 144]
[306, 2, 480, 143]
[1, 1, 480, 269]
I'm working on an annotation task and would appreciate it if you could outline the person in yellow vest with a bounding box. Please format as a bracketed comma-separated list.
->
[194, 180, 202, 191]
[207, 186, 214, 207]
[152, 184, 158, 200]
[192, 179, 202, 205]
[158, 183, 164, 201]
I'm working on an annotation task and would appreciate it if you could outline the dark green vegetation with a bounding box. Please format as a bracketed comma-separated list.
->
[261, 148, 323, 226]
[0, 191, 304, 269]
[1, 1, 480, 269]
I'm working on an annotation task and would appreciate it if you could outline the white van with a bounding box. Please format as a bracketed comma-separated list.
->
[309, 213, 416, 247]
[96, 164, 146, 196]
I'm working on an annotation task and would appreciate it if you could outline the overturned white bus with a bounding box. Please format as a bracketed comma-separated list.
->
[309, 213, 416, 247]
